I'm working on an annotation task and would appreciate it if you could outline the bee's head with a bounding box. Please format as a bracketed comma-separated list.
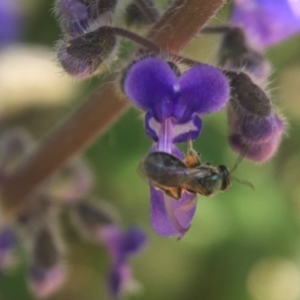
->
[217, 165, 231, 191]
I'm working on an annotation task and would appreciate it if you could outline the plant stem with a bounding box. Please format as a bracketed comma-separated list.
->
[1, 0, 225, 213]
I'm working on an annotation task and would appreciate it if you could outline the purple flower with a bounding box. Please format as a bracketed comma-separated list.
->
[0, 0, 22, 47]
[99, 226, 147, 297]
[231, 0, 300, 49]
[123, 57, 230, 237]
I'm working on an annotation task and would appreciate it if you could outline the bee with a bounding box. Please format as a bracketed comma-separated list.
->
[139, 141, 232, 200]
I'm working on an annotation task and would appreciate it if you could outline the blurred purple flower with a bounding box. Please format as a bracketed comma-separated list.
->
[55, 0, 117, 37]
[231, 0, 300, 49]
[28, 228, 65, 299]
[28, 265, 65, 299]
[99, 226, 147, 297]
[0, 0, 23, 47]
[0, 228, 17, 271]
[123, 57, 230, 238]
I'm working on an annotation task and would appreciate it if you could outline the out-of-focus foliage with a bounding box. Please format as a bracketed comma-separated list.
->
[0, 1, 300, 300]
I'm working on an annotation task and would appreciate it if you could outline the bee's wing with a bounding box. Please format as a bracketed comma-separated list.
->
[138, 152, 188, 187]
[182, 167, 215, 196]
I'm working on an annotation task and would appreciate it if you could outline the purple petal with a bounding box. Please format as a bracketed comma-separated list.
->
[231, 0, 300, 49]
[122, 228, 147, 257]
[0, 0, 23, 47]
[172, 115, 202, 143]
[124, 57, 177, 122]
[240, 114, 282, 143]
[229, 131, 283, 162]
[98, 226, 123, 262]
[150, 187, 197, 238]
[0, 228, 17, 271]
[99, 226, 147, 264]
[145, 111, 159, 141]
[0, 228, 16, 250]
[145, 112, 202, 143]
[173, 64, 230, 122]
[108, 263, 138, 297]
[55, 0, 90, 37]
[28, 265, 65, 299]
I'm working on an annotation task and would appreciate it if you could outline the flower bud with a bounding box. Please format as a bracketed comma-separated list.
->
[218, 27, 271, 81]
[229, 128, 283, 162]
[227, 104, 285, 162]
[72, 201, 115, 239]
[55, 0, 118, 37]
[57, 26, 118, 79]
[124, 2, 155, 27]
[49, 159, 94, 203]
[225, 71, 272, 117]
[84, 0, 118, 20]
[28, 227, 65, 298]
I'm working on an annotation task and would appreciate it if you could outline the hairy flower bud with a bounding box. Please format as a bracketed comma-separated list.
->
[49, 159, 94, 203]
[72, 201, 115, 239]
[55, 0, 118, 37]
[125, 3, 149, 27]
[84, 0, 118, 19]
[225, 70, 285, 162]
[225, 71, 272, 117]
[57, 26, 118, 79]
[218, 27, 271, 81]
[28, 227, 65, 298]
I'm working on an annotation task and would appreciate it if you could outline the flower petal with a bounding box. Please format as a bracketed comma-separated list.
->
[172, 115, 202, 143]
[124, 57, 177, 121]
[150, 187, 197, 238]
[173, 64, 230, 122]
[28, 265, 65, 299]
[145, 112, 202, 143]
[108, 263, 140, 297]
[229, 132, 283, 162]
[122, 227, 147, 257]
[240, 114, 283, 143]
[231, 0, 300, 49]
[0, 0, 22, 47]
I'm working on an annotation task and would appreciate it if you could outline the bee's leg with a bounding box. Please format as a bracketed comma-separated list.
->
[163, 187, 182, 200]
[184, 138, 201, 168]
[153, 184, 182, 200]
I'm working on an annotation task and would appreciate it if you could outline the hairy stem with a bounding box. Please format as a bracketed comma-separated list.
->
[1, 0, 225, 213]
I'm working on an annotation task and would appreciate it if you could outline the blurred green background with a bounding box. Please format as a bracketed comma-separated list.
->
[1, 0, 300, 300]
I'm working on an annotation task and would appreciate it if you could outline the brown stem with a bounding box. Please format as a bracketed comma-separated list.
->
[134, 0, 160, 24]
[1, 0, 225, 213]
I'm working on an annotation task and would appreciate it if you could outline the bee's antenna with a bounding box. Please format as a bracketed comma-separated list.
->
[230, 145, 250, 173]
[230, 146, 254, 190]
[232, 176, 255, 190]
[230, 153, 244, 173]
